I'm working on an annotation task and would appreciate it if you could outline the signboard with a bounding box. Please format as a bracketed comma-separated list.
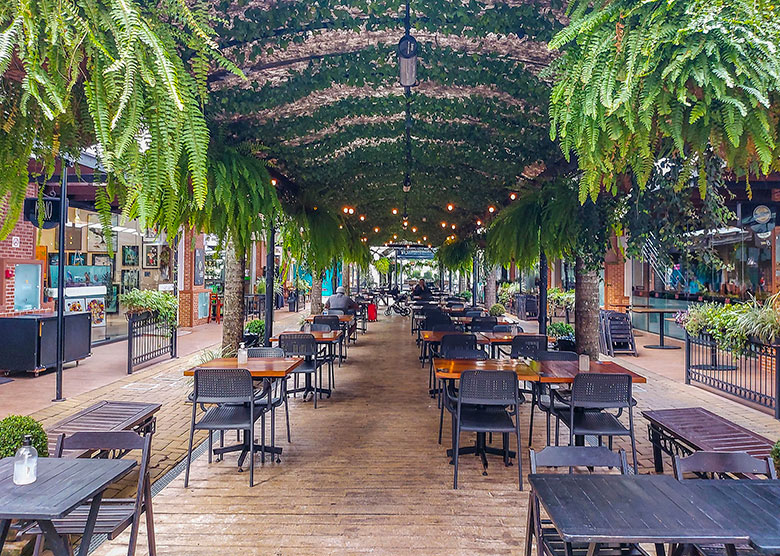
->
[738, 202, 777, 235]
[398, 249, 434, 260]
[23, 197, 65, 229]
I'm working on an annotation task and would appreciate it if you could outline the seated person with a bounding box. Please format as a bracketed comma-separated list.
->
[412, 278, 432, 298]
[325, 286, 359, 314]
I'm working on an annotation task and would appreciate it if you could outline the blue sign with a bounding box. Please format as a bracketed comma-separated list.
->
[398, 249, 434, 260]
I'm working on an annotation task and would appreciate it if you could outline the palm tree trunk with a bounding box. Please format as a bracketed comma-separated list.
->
[343, 263, 351, 296]
[311, 273, 324, 315]
[485, 265, 498, 307]
[574, 256, 600, 359]
[221, 240, 245, 354]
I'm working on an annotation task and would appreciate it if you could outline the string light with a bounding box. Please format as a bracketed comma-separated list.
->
[488, 206, 495, 213]
[271, 179, 277, 186]
[348, 207, 355, 215]
[451, 224, 456, 229]
[447, 203, 454, 211]
[339, 224, 343, 229]
[476, 219, 482, 226]
[441, 222, 447, 228]
[509, 192, 517, 200]
[411, 227, 417, 233]
[374, 227, 380, 233]
[392, 208, 398, 215]
[359, 215, 365, 221]
[343, 207, 349, 214]
[403, 219, 409, 227]
[422, 236, 427, 241]
[393, 234, 398, 239]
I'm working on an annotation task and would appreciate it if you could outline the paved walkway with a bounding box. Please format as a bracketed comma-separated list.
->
[85, 313, 780, 556]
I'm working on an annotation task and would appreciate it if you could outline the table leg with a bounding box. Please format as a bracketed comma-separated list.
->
[586, 543, 601, 556]
[645, 311, 680, 350]
[650, 425, 664, 473]
[37, 520, 71, 556]
[77, 491, 103, 556]
[654, 544, 667, 556]
[0, 519, 10, 553]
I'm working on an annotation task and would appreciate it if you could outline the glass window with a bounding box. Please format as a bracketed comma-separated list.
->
[14, 264, 41, 311]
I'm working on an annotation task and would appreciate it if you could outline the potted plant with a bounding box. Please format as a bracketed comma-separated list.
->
[0, 415, 48, 458]
[489, 303, 506, 317]
[548, 322, 576, 351]
[243, 319, 265, 347]
[771, 440, 780, 476]
[119, 289, 179, 327]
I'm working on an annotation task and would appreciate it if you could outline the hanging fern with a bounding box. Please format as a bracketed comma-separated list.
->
[435, 238, 475, 273]
[0, 0, 242, 239]
[549, 0, 780, 201]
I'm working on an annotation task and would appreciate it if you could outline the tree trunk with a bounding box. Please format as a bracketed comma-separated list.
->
[485, 265, 498, 307]
[311, 273, 324, 315]
[343, 263, 351, 296]
[458, 271, 464, 293]
[221, 240, 246, 354]
[575, 256, 600, 359]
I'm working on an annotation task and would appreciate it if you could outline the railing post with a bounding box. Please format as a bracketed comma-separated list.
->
[684, 333, 691, 385]
[774, 343, 780, 420]
[171, 321, 178, 359]
[127, 315, 134, 375]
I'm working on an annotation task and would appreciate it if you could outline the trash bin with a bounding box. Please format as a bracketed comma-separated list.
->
[288, 292, 298, 312]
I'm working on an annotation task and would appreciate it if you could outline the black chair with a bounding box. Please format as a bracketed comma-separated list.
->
[672, 451, 776, 556]
[308, 323, 332, 332]
[27, 431, 156, 556]
[279, 333, 326, 408]
[324, 308, 345, 315]
[185, 368, 265, 487]
[493, 324, 519, 333]
[314, 314, 346, 360]
[448, 302, 465, 309]
[440, 333, 478, 357]
[673, 451, 777, 480]
[452, 370, 522, 489]
[554, 373, 637, 472]
[437, 347, 491, 444]
[528, 351, 578, 445]
[470, 316, 497, 332]
[248, 346, 292, 444]
[526, 446, 647, 556]
[431, 323, 459, 332]
[464, 310, 483, 318]
[511, 335, 547, 358]
[304, 324, 337, 386]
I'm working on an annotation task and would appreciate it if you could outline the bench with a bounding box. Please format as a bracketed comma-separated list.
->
[47, 400, 161, 457]
[642, 407, 774, 473]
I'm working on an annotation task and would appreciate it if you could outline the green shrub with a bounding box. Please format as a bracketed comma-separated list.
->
[488, 303, 506, 317]
[676, 302, 750, 353]
[548, 322, 575, 339]
[547, 288, 575, 310]
[0, 415, 48, 458]
[245, 319, 265, 337]
[772, 441, 780, 475]
[119, 289, 178, 328]
[456, 290, 472, 301]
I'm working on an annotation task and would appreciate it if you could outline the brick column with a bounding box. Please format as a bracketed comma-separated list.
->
[603, 236, 630, 310]
[178, 229, 210, 327]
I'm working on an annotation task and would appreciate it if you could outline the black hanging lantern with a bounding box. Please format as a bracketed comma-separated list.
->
[398, 35, 418, 88]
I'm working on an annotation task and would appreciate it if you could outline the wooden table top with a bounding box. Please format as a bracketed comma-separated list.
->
[420, 331, 490, 344]
[305, 315, 354, 323]
[184, 357, 303, 378]
[434, 358, 646, 383]
[452, 316, 512, 325]
[0, 458, 136, 520]
[478, 332, 550, 344]
[628, 306, 675, 314]
[529, 474, 748, 545]
[271, 330, 343, 343]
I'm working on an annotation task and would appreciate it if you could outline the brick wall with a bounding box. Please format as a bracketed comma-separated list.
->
[0, 182, 51, 317]
[178, 230, 209, 327]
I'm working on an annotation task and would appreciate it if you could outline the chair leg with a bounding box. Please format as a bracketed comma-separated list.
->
[249, 425, 255, 487]
[32, 534, 43, 556]
[313, 371, 318, 409]
[271, 406, 279, 463]
[218, 431, 224, 462]
[453, 421, 461, 489]
[438, 395, 445, 444]
[528, 389, 536, 446]
[545, 410, 551, 446]
[284, 393, 292, 443]
[184, 408, 196, 488]
[144, 477, 157, 556]
[524, 493, 535, 556]
[260, 413, 266, 464]
[207, 431, 212, 464]
[516, 422, 523, 491]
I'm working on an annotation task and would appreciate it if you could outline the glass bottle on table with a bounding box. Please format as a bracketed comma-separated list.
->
[13, 435, 38, 485]
[237, 342, 248, 365]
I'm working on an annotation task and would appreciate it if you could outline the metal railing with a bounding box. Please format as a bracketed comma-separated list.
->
[685, 333, 779, 418]
[127, 312, 177, 374]
[244, 294, 266, 322]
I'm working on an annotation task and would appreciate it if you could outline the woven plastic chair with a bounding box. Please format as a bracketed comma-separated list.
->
[248, 347, 291, 444]
[452, 370, 522, 489]
[185, 368, 264, 487]
[279, 333, 325, 408]
[510, 334, 547, 358]
[470, 316, 497, 332]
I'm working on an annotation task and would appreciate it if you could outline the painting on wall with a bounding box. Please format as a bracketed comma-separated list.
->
[193, 248, 205, 286]
[64, 227, 82, 250]
[121, 269, 139, 293]
[160, 245, 172, 281]
[106, 284, 119, 313]
[85, 297, 106, 327]
[122, 245, 139, 266]
[142, 244, 159, 269]
[86, 215, 118, 252]
[67, 252, 87, 266]
[50, 265, 112, 288]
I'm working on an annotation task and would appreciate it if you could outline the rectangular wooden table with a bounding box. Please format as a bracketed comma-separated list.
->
[529, 474, 749, 552]
[0, 458, 136, 556]
[642, 407, 775, 473]
[434, 358, 646, 383]
[477, 332, 551, 357]
[184, 357, 303, 378]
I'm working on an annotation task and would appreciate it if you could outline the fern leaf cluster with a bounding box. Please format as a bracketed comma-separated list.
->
[549, 0, 780, 201]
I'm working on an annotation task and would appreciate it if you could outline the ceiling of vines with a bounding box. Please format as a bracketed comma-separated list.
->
[207, 0, 564, 244]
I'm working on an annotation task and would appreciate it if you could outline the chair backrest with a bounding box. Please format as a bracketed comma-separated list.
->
[471, 316, 498, 331]
[325, 308, 345, 315]
[493, 324, 514, 333]
[431, 323, 459, 332]
[54, 431, 153, 520]
[536, 350, 578, 361]
[448, 302, 465, 309]
[458, 370, 518, 406]
[192, 368, 254, 405]
[248, 346, 285, 358]
[440, 334, 478, 357]
[309, 323, 332, 332]
[529, 446, 628, 474]
[673, 451, 778, 480]
[279, 333, 317, 357]
[313, 315, 340, 330]
[464, 310, 483, 317]
[447, 347, 489, 360]
[570, 373, 632, 409]
[423, 315, 452, 329]
[511, 334, 547, 358]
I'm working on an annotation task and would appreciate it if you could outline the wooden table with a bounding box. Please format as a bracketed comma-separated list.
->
[419, 331, 490, 368]
[642, 407, 775, 473]
[184, 357, 303, 378]
[0, 458, 136, 556]
[477, 332, 550, 357]
[48, 400, 161, 457]
[434, 358, 646, 384]
[628, 306, 680, 349]
[529, 474, 749, 553]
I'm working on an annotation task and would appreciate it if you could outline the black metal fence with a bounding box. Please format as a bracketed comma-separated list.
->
[127, 312, 177, 374]
[685, 333, 780, 418]
[244, 294, 266, 322]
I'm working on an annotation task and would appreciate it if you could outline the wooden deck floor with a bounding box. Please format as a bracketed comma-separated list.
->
[95, 315, 532, 555]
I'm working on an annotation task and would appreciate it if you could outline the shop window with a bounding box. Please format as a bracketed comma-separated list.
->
[14, 264, 41, 311]
[198, 292, 209, 319]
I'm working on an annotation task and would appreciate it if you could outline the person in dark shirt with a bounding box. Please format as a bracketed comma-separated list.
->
[325, 286, 359, 313]
[412, 279, 432, 298]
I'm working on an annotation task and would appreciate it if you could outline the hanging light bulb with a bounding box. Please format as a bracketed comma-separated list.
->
[348, 207, 355, 215]
[403, 219, 409, 227]
[476, 219, 482, 226]
[393, 234, 398, 240]
[271, 179, 277, 186]
[488, 206, 495, 213]
[411, 227, 417, 233]
[339, 224, 343, 229]
[441, 222, 447, 228]
[451, 224, 456, 230]
[374, 227, 380, 233]
[447, 203, 454, 211]
[509, 192, 517, 200]
[359, 215, 365, 221]
[343, 207, 349, 214]
[422, 236, 427, 241]
[392, 208, 398, 215]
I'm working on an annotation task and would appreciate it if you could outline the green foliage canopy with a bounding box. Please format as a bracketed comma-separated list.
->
[549, 0, 780, 201]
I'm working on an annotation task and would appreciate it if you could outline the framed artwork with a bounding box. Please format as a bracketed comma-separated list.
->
[68, 252, 87, 266]
[142, 244, 159, 269]
[86, 214, 117, 252]
[142, 229, 159, 243]
[106, 284, 119, 313]
[122, 245, 139, 266]
[193, 248, 205, 286]
[92, 253, 113, 266]
[85, 297, 106, 327]
[121, 269, 139, 292]
[65, 227, 82, 250]
[65, 298, 85, 313]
